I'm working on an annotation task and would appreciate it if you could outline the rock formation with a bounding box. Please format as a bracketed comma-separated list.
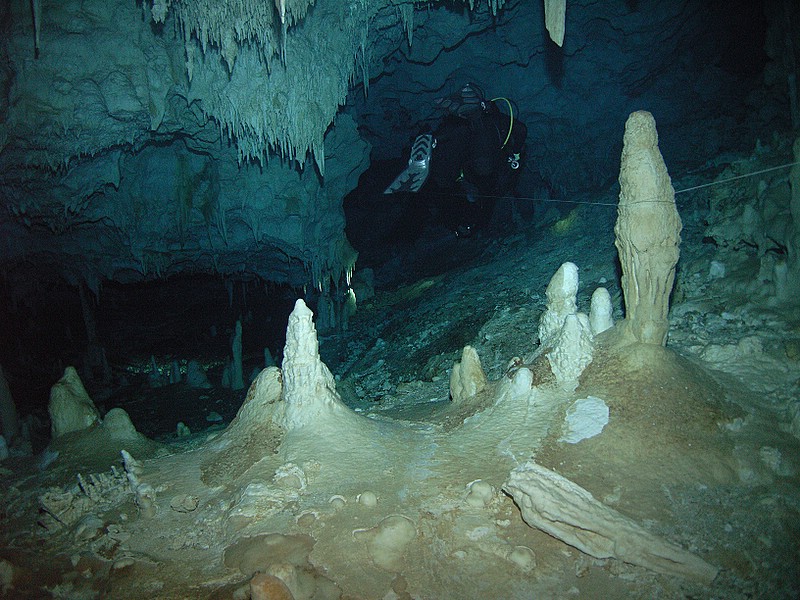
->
[279, 299, 354, 430]
[588, 287, 614, 335]
[538, 261, 579, 349]
[449, 345, 488, 403]
[537, 262, 594, 391]
[48, 367, 101, 438]
[186, 360, 212, 389]
[615, 110, 682, 346]
[503, 461, 719, 584]
[544, 0, 567, 46]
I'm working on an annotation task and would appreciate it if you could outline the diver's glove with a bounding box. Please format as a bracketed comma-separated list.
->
[384, 134, 436, 194]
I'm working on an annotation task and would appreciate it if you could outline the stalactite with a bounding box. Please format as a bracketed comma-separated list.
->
[148, 0, 505, 182]
[544, 0, 566, 47]
[399, 3, 414, 47]
[31, 0, 42, 57]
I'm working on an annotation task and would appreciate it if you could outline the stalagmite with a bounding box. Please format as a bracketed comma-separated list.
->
[547, 313, 593, 392]
[615, 110, 682, 346]
[538, 261, 579, 349]
[48, 367, 101, 438]
[538, 262, 593, 390]
[450, 345, 487, 403]
[544, 0, 566, 47]
[589, 287, 614, 335]
[504, 461, 718, 584]
[279, 299, 351, 429]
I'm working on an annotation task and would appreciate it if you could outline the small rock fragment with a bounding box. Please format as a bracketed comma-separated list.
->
[169, 494, 199, 513]
[250, 573, 294, 600]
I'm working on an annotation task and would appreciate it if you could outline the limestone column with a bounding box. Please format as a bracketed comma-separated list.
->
[614, 111, 682, 346]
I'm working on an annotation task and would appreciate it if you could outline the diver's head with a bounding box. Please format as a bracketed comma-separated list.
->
[435, 83, 486, 118]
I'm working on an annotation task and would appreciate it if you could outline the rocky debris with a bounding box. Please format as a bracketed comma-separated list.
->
[503, 461, 719, 584]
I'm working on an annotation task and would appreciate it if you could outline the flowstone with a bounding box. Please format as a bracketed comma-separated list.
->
[199, 367, 285, 486]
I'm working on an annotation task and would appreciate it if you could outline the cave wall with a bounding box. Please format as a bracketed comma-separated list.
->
[0, 0, 374, 294]
[1, 0, 792, 296]
[352, 0, 787, 196]
[0, 0, 795, 332]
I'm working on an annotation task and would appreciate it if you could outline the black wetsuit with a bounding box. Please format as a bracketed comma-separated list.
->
[427, 101, 527, 233]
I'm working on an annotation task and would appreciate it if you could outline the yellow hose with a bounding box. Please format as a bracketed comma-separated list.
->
[490, 97, 514, 148]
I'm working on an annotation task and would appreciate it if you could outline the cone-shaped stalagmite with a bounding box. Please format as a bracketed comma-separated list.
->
[48, 366, 101, 438]
[450, 345, 487, 404]
[280, 299, 350, 429]
[615, 111, 682, 346]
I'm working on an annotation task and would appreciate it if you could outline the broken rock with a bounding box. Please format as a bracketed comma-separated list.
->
[503, 461, 718, 584]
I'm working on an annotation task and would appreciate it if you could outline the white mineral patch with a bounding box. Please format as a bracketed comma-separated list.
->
[273, 463, 307, 490]
[508, 545, 536, 572]
[466, 526, 493, 541]
[558, 396, 609, 444]
[353, 515, 416, 571]
[759, 446, 793, 476]
[509, 367, 533, 398]
[230, 482, 298, 520]
[357, 490, 378, 507]
[465, 480, 494, 507]
[709, 260, 726, 279]
[329, 495, 346, 508]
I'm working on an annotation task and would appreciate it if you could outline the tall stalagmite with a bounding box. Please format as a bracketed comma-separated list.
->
[614, 111, 682, 346]
[279, 299, 349, 429]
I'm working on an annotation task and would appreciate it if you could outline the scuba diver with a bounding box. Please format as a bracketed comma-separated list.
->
[384, 83, 527, 236]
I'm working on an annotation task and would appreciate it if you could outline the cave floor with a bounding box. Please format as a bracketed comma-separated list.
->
[2, 165, 800, 599]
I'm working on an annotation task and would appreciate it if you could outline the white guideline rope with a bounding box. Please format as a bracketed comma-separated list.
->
[427, 160, 800, 208]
